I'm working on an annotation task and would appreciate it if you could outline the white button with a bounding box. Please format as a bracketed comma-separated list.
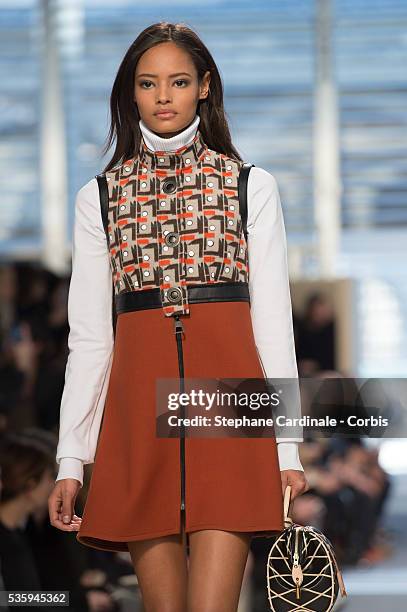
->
[163, 230, 169, 235]
[211, 272, 215, 277]
[227, 251, 231, 256]
[142, 167, 148, 173]
[125, 166, 131, 172]
[188, 250, 194, 256]
[134, 280, 139, 286]
[185, 158, 191, 164]
[226, 178, 232, 184]
[142, 211, 147, 216]
[141, 182, 147, 188]
[109, 234, 113, 240]
[205, 155, 211, 161]
[164, 275, 170, 281]
[159, 157, 165, 162]
[141, 224, 147, 230]
[187, 205, 193, 211]
[107, 177, 111, 181]
[143, 255, 149, 261]
[225, 267, 230, 272]
[122, 191, 127, 196]
[208, 181, 213, 187]
[163, 245, 169, 251]
[185, 176, 191, 182]
[122, 234, 127, 240]
[144, 271, 150, 276]
[226, 165, 232, 170]
[188, 267, 194, 273]
[209, 225, 215, 230]
[160, 201, 166, 207]
[120, 205, 126, 210]
[208, 240, 214, 246]
[240, 248, 243, 253]
[187, 220, 193, 226]
[228, 220, 233, 226]
[123, 250, 128, 256]
[230, 205, 235, 211]
[207, 196, 213, 202]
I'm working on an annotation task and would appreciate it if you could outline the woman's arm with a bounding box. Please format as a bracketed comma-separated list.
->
[247, 167, 303, 472]
[55, 178, 114, 486]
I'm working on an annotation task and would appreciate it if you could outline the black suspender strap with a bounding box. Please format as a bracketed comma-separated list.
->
[95, 173, 117, 336]
[238, 162, 255, 243]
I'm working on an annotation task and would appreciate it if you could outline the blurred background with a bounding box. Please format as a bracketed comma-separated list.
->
[0, 0, 406, 610]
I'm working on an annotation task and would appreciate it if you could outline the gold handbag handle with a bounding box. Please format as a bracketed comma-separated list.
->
[283, 485, 293, 528]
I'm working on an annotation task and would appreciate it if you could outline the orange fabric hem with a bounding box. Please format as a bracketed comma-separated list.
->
[77, 521, 283, 552]
[77, 524, 180, 552]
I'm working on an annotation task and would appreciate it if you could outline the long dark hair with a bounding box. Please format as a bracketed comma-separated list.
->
[101, 21, 243, 173]
[0, 432, 55, 503]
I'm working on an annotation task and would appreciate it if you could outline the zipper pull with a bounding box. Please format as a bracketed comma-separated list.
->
[292, 527, 303, 599]
[292, 564, 303, 595]
[173, 315, 185, 337]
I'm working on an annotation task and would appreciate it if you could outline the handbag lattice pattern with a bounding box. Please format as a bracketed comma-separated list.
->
[266, 486, 347, 611]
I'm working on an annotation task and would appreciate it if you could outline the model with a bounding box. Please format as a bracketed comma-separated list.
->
[49, 21, 308, 611]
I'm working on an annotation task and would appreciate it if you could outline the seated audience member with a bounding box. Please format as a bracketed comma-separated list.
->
[0, 432, 55, 591]
[297, 292, 336, 374]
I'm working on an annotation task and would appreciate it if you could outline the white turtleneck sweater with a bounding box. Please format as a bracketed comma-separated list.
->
[55, 114, 304, 486]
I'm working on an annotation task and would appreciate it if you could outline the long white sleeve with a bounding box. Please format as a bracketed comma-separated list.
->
[247, 167, 304, 471]
[277, 442, 303, 472]
[55, 178, 114, 486]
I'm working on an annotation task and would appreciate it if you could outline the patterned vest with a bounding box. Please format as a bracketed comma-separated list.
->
[102, 129, 249, 317]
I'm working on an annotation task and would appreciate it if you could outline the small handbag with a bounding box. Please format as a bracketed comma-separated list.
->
[267, 485, 347, 611]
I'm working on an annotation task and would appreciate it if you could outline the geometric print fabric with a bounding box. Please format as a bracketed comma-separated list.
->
[104, 129, 249, 316]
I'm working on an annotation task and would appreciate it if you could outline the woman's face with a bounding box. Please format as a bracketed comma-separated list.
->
[134, 41, 210, 138]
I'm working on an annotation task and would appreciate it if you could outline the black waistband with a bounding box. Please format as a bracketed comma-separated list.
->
[115, 281, 250, 314]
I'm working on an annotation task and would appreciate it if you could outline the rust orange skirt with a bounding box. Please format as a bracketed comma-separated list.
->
[77, 301, 284, 552]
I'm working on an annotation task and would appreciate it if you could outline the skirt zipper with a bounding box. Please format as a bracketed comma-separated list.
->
[173, 314, 187, 552]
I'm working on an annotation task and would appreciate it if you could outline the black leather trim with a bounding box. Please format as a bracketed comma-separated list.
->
[95, 173, 116, 334]
[115, 281, 250, 314]
[96, 174, 109, 246]
[238, 162, 255, 243]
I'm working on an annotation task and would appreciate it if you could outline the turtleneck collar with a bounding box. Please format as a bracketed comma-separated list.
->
[129, 113, 209, 173]
[139, 114, 200, 152]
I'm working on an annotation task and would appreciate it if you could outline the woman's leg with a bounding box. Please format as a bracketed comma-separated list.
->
[127, 533, 188, 612]
[187, 529, 252, 612]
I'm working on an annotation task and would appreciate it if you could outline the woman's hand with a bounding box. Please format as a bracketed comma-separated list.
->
[48, 479, 82, 531]
[280, 470, 309, 500]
